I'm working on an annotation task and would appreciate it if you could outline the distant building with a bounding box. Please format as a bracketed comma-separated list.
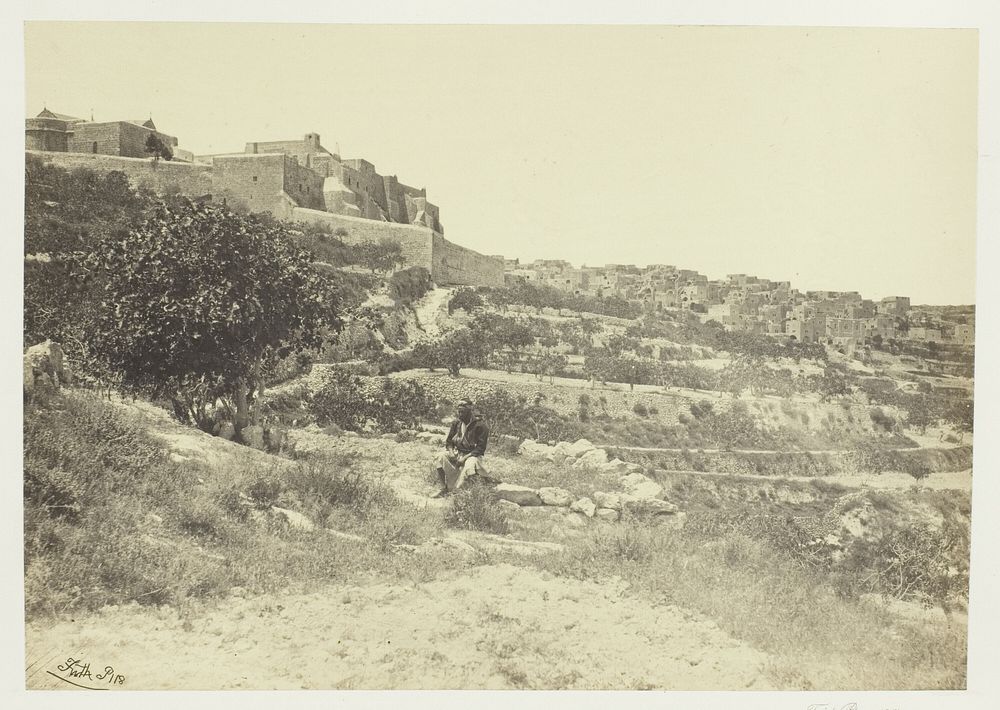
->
[26, 109, 179, 159]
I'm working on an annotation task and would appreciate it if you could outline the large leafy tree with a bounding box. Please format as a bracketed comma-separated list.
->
[88, 198, 339, 434]
[24, 157, 154, 365]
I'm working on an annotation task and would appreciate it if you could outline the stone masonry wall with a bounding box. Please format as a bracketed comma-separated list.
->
[290, 207, 436, 273]
[432, 234, 504, 287]
[28, 150, 214, 196]
[211, 154, 287, 213]
[282, 156, 326, 211]
[68, 122, 177, 159]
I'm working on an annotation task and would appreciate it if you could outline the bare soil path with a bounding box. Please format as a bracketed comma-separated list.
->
[26, 563, 773, 690]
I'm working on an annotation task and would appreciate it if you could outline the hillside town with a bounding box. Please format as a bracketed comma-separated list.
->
[500, 258, 974, 351]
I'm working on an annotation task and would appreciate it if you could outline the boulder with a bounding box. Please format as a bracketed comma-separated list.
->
[552, 441, 574, 458]
[593, 491, 623, 511]
[24, 340, 70, 394]
[620, 473, 664, 499]
[566, 438, 597, 458]
[217, 422, 236, 441]
[496, 499, 522, 512]
[595, 508, 620, 522]
[573, 448, 609, 469]
[241, 425, 266, 451]
[494, 484, 542, 507]
[271, 506, 316, 531]
[602, 458, 630, 474]
[518, 439, 554, 458]
[570, 497, 597, 518]
[416, 431, 445, 445]
[623, 498, 679, 516]
[538, 487, 573, 507]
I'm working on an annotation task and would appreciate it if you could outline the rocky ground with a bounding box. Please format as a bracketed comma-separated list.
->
[23, 396, 779, 690]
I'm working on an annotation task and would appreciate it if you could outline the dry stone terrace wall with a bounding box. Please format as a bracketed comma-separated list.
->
[28, 150, 214, 196]
[303, 365, 910, 443]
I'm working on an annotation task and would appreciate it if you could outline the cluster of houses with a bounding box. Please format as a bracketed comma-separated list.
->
[502, 259, 974, 350]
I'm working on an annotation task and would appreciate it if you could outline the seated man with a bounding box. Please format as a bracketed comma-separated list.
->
[432, 398, 490, 497]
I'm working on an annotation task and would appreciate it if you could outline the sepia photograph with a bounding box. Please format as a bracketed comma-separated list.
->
[8, 4, 1000, 706]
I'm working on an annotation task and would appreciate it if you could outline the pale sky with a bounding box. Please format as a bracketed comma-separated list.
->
[24, 23, 978, 304]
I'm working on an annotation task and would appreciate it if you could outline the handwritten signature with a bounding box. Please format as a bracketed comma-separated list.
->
[807, 704, 859, 710]
[46, 657, 126, 690]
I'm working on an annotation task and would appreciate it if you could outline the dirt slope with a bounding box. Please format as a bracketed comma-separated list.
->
[26, 563, 772, 690]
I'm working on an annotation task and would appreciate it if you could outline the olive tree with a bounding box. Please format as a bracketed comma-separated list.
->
[88, 199, 339, 435]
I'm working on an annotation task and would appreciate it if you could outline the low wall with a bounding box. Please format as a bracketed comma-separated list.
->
[29, 150, 213, 196]
[614, 445, 973, 477]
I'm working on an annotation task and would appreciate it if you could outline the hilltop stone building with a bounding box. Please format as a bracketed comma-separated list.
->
[26, 113, 502, 287]
[26, 109, 179, 159]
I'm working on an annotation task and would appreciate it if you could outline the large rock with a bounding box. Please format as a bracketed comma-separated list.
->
[620, 473, 664, 499]
[573, 448, 609, 469]
[623, 498, 680, 516]
[496, 499, 522, 513]
[242, 425, 267, 451]
[602, 458, 630, 474]
[494, 484, 542, 507]
[416, 431, 446, 445]
[595, 508, 620, 522]
[593, 491, 624, 511]
[24, 340, 70, 394]
[518, 439, 554, 458]
[271, 506, 315, 531]
[570, 497, 597, 518]
[538, 487, 573, 507]
[566, 438, 597, 458]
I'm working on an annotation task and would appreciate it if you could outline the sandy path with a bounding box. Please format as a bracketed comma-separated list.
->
[26, 563, 772, 690]
[411, 286, 453, 342]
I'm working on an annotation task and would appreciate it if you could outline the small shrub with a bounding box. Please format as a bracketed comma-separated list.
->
[599, 518, 658, 563]
[445, 484, 510, 535]
[632, 402, 649, 418]
[246, 473, 283, 510]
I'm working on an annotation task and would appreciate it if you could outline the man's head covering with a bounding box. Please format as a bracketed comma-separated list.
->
[457, 398, 474, 410]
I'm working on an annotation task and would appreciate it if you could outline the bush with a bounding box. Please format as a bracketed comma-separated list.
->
[632, 402, 649, 417]
[445, 484, 510, 534]
[282, 455, 395, 525]
[448, 287, 484, 314]
[869, 407, 897, 433]
[474, 388, 581, 442]
[309, 372, 438, 433]
[388, 266, 432, 304]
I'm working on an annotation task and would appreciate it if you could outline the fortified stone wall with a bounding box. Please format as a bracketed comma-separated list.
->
[382, 174, 409, 224]
[68, 122, 178, 159]
[30, 150, 501, 288]
[432, 234, 504, 287]
[25, 118, 71, 152]
[282, 156, 326, 211]
[211, 154, 287, 213]
[66, 122, 123, 156]
[28, 150, 214, 196]
[290, 207, 435, 273]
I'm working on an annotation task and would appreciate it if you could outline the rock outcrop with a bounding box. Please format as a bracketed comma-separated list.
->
[24, 340, 70, 394]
